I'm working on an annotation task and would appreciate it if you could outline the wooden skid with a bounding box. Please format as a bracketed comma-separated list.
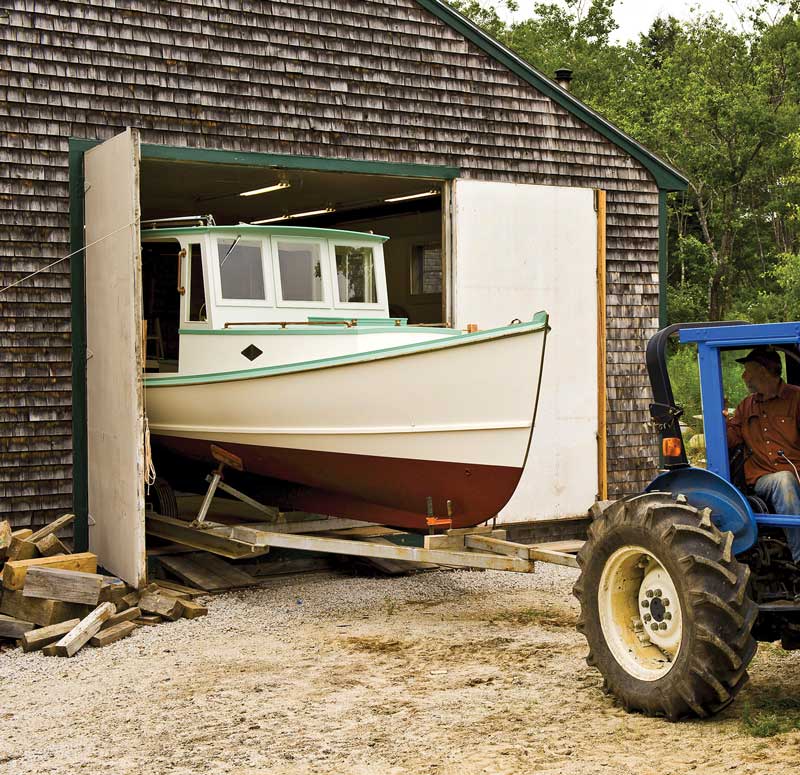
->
[146, 514, 270, 559]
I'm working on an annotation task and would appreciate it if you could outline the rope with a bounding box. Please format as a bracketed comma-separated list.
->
[0, 219, 138, 296]
[144, 415, 157, 488]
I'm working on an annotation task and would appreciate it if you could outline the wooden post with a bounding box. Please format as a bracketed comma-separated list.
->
[596, 189, 608, 501]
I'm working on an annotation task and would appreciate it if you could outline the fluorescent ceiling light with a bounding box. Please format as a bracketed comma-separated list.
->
[384, 189, 439, 203]
[239, 182, 291, 197]
[252, 207, 334, 225]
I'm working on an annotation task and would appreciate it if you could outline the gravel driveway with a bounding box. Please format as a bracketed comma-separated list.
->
[2, 564, 800, 774]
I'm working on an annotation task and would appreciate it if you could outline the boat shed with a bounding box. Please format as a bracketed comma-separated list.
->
[0, 0, 687, 556]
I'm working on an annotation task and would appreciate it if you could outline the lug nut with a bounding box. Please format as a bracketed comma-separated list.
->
[651, 623, 659, 631]
[646, 590, 654, 598]
[659, 622, 668, 630]
[644, 614, 652, 622]
[665, 612, 672, 620]
[641, 599, 650, 608]
[654, 589, 663, 597]
[663, 599, 670, 607]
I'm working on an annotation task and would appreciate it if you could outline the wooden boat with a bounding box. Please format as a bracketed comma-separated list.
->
[141, 224, 549, 530]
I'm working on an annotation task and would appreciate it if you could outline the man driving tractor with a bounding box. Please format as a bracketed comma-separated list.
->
[727, 346, 800, 563]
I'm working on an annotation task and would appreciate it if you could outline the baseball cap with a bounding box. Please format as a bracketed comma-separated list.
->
[735, 347, 782, 374]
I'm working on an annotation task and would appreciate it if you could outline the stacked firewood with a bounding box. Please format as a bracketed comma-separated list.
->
[0, 515, 206, 657]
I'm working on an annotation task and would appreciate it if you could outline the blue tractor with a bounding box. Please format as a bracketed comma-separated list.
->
[574, 321, 800, 719]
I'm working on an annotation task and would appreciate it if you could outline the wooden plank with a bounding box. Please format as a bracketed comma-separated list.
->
[0, 613, 35, 638]
[157, 553, 256, 592]
[2, 552, 98, 591]
[100, 607, 141, 630]
[152, 579, 202, 597]
[464, 534, 531, 561]
[90, 620, 136, 647]
[7, 530, 38, 562]
[23, 567, 104, 605]
[530, 540, 585, 553]
[528, 547, 580, 568]
[0, 590, 89, 627]
[116, 591, 140, 611]
[98, 576, 131, 605]
[241, 518, 378, 535]
[54, 602, 115, 657]
[134, 615, 161, 626]
[178, 599, 208, 619]
[0, 520, 12, 560]
[35, 533, 72, 557]
[42, 644, 59, 656]
[28, 513, 75, 543]
[138, 589, 182, 621]
[21, 619, 81, 652]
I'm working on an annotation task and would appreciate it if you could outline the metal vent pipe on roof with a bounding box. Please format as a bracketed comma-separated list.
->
[555, 68, 573, 90]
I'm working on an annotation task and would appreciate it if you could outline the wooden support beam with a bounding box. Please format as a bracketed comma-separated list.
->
[178, 599, 208, 619]
[0, 590, 89, 627]
[98, 577, 131, 605]
[528, 547, 580, 568]
[0, 613, 35, 639]
[157, 554, 257, 592]
[23, 567, 104, 606]
[146, 514, 270, 559]
[90, 620, 136, 647]
[152, 579, 202, 597]
[7, 529, 38, 562]
[21, 619, 82, 652]
[100, 607, 141, 630]
[138, 588, 182, 621]
[35, 534, 72, 557]
[53, 602, 115, 657]
[464, 534, 531, 561]
[29, 513, 76, 544]
[0, 520, 12, 561]
[2, 553, 98, 591]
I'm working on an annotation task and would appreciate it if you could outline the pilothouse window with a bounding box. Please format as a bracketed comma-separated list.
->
[218, 238, 265, 300]
[335, 246, 377, 303]
[187, 244, 206, 321]
[277, 241, 324, 302]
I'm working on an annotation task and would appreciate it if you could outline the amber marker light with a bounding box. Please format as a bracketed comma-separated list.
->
[663, 437, 683, 458]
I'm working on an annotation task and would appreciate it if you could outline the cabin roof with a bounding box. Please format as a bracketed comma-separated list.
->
[140, 225, 390, 242]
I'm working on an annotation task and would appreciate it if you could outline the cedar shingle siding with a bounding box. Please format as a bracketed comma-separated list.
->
[1, 0, 662, 528]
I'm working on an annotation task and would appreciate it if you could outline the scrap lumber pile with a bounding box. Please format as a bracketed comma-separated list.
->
[0, 514, 208, 657]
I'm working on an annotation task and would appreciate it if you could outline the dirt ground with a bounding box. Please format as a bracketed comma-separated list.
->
[2, 564, 800, 775]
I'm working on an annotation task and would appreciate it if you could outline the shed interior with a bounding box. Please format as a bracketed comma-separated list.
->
[139, 158, 446, 339]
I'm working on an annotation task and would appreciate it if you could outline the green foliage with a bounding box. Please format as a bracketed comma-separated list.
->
[742, 696, 800, 737]
[449, 0, 800, 324]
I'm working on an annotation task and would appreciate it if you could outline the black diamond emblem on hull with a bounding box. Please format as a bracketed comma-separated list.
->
[241, 344, 263, 362]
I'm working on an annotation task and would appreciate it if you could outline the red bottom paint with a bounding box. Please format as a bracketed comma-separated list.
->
[154, 436, 523, 531]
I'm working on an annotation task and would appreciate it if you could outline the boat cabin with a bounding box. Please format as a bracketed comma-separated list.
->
[141, 224, 393, 374]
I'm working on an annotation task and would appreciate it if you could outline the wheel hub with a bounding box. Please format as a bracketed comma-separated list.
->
[598, 546, 683, 681]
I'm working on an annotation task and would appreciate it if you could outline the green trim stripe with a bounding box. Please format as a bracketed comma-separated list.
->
[414, 0, 688, 192]
[141, 143, 460, 179]
[149, 311, 549, 387]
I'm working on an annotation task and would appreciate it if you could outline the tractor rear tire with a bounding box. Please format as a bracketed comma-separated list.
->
[573, 492, 758, 720]
[149, 476, 178, 518]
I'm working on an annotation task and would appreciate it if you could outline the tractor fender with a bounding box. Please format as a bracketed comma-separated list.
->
[645, 467, 758, 555]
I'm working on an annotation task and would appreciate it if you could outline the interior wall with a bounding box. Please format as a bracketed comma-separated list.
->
[336, 211, 443, 323]
[452, 179, 599, 522]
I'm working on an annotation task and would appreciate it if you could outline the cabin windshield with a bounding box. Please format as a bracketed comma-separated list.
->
[277, 240, 324, 302]
[335, 246, 376, 303]
[218, 239, 265, 300]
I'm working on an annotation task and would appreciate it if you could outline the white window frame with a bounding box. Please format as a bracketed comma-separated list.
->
[271, 235, 331, 309]
[330, 240, 386, 311]
[179, 240, 211, 330]
[212, 236, 273, 308]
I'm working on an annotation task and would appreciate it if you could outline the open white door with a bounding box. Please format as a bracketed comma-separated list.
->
[84, 128, 146, 586]
[451, 180, 600, 521]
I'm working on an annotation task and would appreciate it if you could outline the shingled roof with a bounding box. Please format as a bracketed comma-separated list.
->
[417, 0, 688, 191]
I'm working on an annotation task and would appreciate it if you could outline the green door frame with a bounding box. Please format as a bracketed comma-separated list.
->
[69, 139, 460, 550]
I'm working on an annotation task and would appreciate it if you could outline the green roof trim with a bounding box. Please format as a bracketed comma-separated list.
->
[141, 224, 389, 242]
[141, 143, 460, 180]
[148, 311, 549, 387]
[415, 0, 688, 192]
